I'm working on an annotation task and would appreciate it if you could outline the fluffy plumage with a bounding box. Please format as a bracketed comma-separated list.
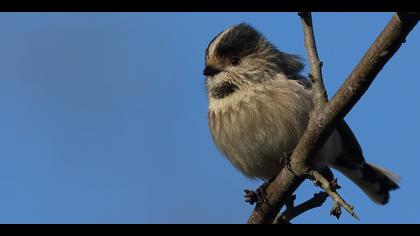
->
[204, 23, 399, 204]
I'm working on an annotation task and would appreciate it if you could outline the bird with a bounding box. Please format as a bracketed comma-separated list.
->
[203, 23, 399, 205]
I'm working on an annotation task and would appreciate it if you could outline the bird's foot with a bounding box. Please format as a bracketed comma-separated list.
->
[244, 177, 275, 205]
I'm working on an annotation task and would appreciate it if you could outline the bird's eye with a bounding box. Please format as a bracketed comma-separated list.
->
[230, 56, 241, 66]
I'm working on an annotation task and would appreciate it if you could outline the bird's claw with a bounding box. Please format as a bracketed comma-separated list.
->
[244, 178, 274, 205]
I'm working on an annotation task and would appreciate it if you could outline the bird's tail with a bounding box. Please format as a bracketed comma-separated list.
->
[332, 162, 400, 205]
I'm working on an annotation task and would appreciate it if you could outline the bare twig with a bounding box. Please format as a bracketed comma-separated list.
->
[298, 12, 356, 219]
[273, 192, 328, 224]
[284, 194, 296, 209]
[327, 12, 419, 121]
[247, 12, 419, 224]
[310, 171, 359, 220]
[299, 12, 328, 109]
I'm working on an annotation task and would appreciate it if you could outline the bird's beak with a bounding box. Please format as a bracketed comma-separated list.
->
[203, 65, 222, 77]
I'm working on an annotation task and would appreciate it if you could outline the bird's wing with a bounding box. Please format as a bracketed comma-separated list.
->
[334, 120, 365, 168]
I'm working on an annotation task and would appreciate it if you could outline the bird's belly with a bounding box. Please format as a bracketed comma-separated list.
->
[209, 97, 307, 180]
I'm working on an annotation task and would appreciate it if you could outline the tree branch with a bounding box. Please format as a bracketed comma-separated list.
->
[273, 192, 328, 224]
[247, 12, 419, 224]
[299, 12, 328, 110]
[299, 12, 358, 220]
[309, 171, 359, 220]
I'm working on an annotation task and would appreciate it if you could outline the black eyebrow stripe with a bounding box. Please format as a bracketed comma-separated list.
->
[215, 23, 262, 58]
[205, 30, 224, 58]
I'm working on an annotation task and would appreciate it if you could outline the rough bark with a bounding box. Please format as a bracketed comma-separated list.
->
[247, 12, 419, 224]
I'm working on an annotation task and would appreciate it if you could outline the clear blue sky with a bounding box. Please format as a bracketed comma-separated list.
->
[0, 13, 418, 224]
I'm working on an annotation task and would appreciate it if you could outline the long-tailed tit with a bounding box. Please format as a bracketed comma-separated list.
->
[204, 23, 399, 204]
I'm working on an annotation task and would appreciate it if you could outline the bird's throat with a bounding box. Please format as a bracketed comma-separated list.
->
[210, 82, 239, 99]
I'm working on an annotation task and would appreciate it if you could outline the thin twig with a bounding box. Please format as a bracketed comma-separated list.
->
[299, 12, 328, 109]
[310, 171, 359, 220]
[273, 192, 329, 224]
[247, 12, 419, 224]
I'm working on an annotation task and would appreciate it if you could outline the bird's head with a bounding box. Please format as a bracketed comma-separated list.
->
[204, 23, 304, 99]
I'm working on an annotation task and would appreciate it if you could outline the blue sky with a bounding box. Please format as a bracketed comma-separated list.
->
[0, 13, 418, 224]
